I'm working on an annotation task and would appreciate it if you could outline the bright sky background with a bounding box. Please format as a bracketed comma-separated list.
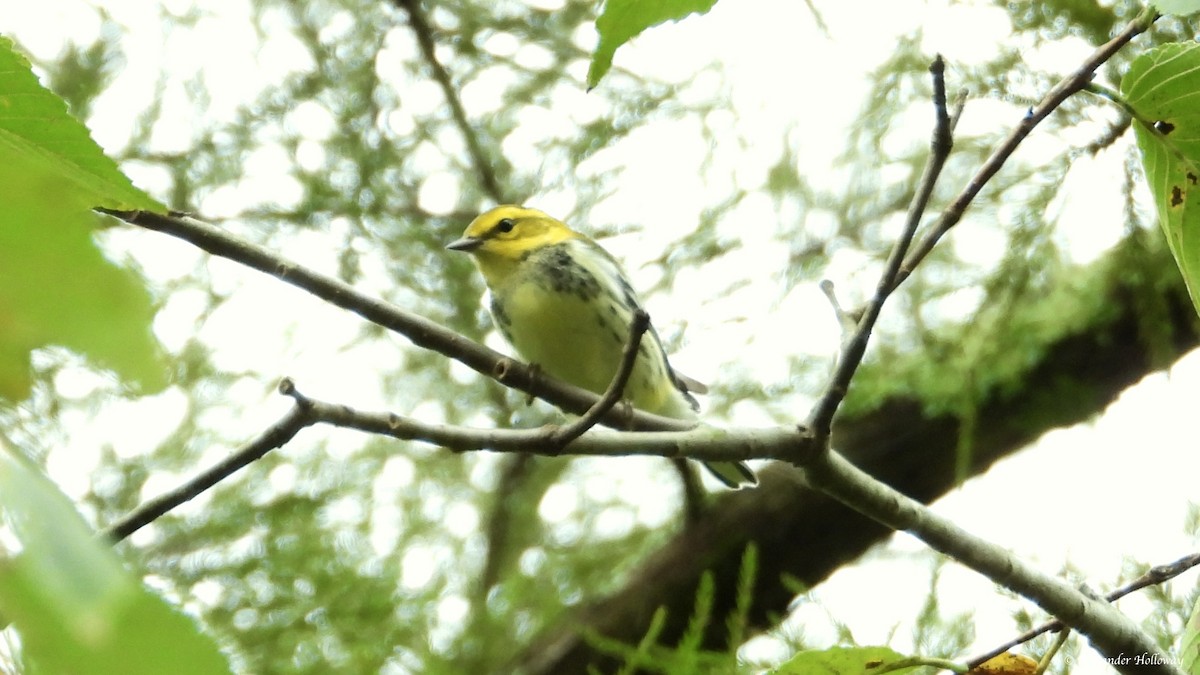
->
[2, 0, 1197, 673]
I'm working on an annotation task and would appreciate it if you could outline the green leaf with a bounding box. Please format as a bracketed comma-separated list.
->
[0, 38, 167, 399]
[0, 155, 167, 399]
[770, 646, 917, 674]
[0, 37, 162, 211]
[1153, 0, 1200, 15]
[1182, 594, 1200, 674]
[587, 0, 720, 89]
[1122, 43, 1200, 316]
[0, 450, 233, 675]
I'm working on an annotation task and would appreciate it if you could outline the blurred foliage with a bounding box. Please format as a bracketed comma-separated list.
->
[587, 0, 718, 88]
[0, 37, 165, 400]
[0, 0, 1196, 673]
[0, 450, 229, 675]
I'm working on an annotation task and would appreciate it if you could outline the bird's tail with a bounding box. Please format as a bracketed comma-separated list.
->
[657, 390, 756, 489]
[702, 460, 757, 489]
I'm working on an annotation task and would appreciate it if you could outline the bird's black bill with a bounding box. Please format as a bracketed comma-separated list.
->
[446, 237, 483, 252]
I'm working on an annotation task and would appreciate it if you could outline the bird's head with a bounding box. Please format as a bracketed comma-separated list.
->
[447, 205, 577, 262]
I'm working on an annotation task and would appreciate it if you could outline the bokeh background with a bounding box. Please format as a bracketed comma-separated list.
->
[2, 1, 1198, 673]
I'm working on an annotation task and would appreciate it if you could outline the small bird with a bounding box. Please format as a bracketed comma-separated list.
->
[447, 205, 756, 488]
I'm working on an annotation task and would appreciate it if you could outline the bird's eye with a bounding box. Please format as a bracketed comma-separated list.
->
[497, 218, 515, 233]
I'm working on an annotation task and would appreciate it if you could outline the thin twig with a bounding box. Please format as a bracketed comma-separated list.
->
[948, 88, 968, 133]
[392, 0, 504, 202]
[311, 391, 806, 463]
[1083, 82, 1145, 123]
[966, 552, 1200, 669]
[548, 310, 651, 448]
[1037, 626, 1072, 673]
[101, 379, 315, 542]
[818, 279, 858, 337]
[1086, 81, 1200, 177]
[101, 376, 809, 538]
[807, 55, 954, 437]
[892, 8, 1157, 292]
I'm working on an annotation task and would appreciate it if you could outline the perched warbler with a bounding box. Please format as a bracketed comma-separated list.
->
[447, 205, 756, 488]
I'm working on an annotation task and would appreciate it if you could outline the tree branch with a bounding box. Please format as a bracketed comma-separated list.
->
[892, 8, 1157, 291]
[805, 451, 1179, 675]
[288, 389, 808, 464]
[548, 309, 651, 448]
[101, 377, 814, 539]
[967, 551, 1200, 669]
[95, 208, 702, 434]
[101, 389, 314, 542]
[392, 0, 505, 202]
[807, 55, 954, 438]
[798, 13, 1177, 670]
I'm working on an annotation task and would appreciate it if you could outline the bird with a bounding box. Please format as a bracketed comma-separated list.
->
[446, 205, 755, 488]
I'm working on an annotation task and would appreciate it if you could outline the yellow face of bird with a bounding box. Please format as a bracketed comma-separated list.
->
[447, 205, 578, 262]
[446, 206, 583, 289]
